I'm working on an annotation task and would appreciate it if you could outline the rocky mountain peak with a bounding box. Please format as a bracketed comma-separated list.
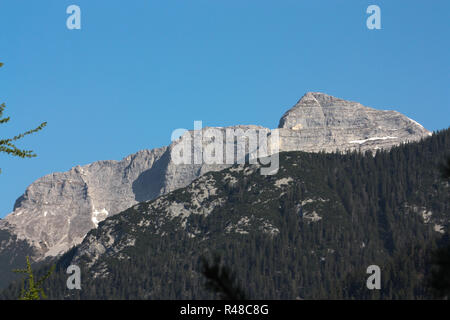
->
[298, 91, 347, 107]
[276, 92, 431, 153]
[279, 92, 367, 129]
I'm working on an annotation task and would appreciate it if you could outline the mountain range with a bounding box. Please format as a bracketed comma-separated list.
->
[0, 92, 434, 291]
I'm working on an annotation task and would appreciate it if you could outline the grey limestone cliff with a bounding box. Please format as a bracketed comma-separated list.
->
[277, 92, 431, 152]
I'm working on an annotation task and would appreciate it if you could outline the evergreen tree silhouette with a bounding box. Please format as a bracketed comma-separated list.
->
[201, 255, 246, 300]
[12, 256, 55, 300]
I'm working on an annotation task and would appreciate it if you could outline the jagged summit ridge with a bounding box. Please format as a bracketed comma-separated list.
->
[277, 92, 430, 152]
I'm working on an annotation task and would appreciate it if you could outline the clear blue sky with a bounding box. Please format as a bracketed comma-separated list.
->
[1, 0, 449, 218]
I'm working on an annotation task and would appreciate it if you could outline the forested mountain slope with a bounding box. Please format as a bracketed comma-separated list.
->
[2, 128, 449, 300]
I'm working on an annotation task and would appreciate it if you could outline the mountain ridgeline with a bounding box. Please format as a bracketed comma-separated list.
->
[2, 127, 449, 299]
[0, 92, 432, 290]
[0, 92, 431, 276]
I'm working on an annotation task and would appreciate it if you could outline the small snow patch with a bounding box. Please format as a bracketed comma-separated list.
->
[408, 118, 425, 129]
[92, 208, 109, 228]
[349, 136, 398, 144]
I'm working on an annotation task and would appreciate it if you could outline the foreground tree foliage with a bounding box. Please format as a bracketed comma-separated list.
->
[12, 256, 54, 300]
[201, 255, 247, 300]
[0, 62, 47, 174]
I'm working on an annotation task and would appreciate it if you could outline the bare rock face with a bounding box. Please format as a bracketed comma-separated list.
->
[0, 125, 263, 260]
[2, 147, 167, 259]
[0, 92, 432, 267]
[277, 92, 431, 153]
